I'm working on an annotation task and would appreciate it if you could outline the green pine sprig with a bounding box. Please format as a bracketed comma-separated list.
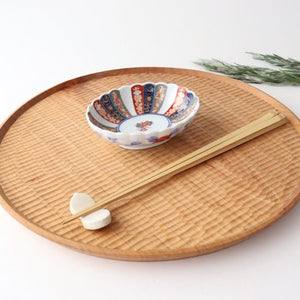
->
[247, 52, 300, 71]
[194, 53, 300, 85]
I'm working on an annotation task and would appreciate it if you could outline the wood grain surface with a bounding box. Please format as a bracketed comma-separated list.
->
[0, 67, 300, 261]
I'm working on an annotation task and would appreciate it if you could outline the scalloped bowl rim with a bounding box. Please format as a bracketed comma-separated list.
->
[86, 82, 200, 138]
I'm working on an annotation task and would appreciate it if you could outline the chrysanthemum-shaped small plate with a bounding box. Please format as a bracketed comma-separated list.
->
[86, 82, 200, 149]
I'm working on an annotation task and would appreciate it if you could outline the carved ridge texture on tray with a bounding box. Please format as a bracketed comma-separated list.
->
[0, 68, 300, 261]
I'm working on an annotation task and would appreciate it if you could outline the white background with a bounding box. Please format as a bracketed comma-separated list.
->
[1, 1, 300, 299]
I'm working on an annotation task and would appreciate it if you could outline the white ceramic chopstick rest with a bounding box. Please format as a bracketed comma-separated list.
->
[70, 193, 111, 230]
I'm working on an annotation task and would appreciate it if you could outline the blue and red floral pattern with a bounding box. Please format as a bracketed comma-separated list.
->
[92, 83, 198, 128]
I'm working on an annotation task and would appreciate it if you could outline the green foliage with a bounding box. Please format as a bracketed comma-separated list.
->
[194, 53, 300, 85]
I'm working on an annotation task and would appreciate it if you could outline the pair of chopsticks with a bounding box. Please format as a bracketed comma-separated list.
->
[63, 110, 287, 224]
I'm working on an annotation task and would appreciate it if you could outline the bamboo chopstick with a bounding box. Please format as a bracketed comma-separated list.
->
[69, 111, 278, 210]
[63, 110, 287, 224]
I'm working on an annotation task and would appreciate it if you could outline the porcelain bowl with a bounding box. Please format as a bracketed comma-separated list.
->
[86, 82, 200, 149]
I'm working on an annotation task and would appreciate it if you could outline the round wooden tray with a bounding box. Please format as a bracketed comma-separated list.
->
[1, 67, 300, 261]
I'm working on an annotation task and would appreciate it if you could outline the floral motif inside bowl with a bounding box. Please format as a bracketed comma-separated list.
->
[86, 82, 200, 149]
